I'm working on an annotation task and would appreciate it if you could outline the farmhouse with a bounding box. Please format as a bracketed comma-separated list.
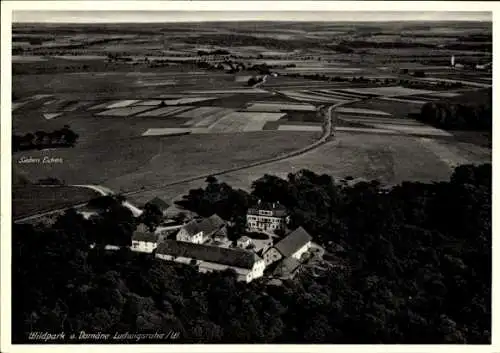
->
[131, 224, 158, 253]
[263, 227, 312, 266]
[176, 214, 226, 244]
[237, 236, 252, 249]
[246, 200, 289, 233]
[146, 197, 170, 216]
[155, 240, 266, 282]
[272, 257, 302, 279]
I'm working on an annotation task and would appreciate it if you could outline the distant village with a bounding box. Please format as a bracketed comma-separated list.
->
[80, 196, 323, 284]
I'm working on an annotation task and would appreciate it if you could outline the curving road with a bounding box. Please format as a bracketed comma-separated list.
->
[15, 96, 357, 223]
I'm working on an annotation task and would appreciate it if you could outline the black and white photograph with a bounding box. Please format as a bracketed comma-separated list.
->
[1, 1, 495, 350]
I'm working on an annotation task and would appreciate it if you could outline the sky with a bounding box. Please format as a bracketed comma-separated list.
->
[13, 11, 492, 23]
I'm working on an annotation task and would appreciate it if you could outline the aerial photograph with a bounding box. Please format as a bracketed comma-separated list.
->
[8, 9, 492, 345]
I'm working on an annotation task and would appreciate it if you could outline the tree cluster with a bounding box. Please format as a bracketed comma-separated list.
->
[417, 89, 492, 131]
[13, 125, 79, 152]
[12, 164, 491, 343]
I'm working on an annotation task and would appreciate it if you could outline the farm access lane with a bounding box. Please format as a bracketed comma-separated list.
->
[14, 97, 350, 223]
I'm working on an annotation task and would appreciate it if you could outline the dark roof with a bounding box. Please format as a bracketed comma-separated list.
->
[156, 240, 259, 269]
[182, 214, 225, 236]
[274, 227, 312, 257]
[132, 231, 157, 243]
[247, 201, 287, 217]
[273, 257, 301, 277]
[147, 197, 169, 211]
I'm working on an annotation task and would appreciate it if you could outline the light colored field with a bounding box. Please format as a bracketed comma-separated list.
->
[336, 127, 399, 134]
[210, 112, 286, 132]
[137, 106, 194, 117]
[280, 91, 345, 103]
[106, 100, 140, 109]
[285, 67, 363, 73]
[177, 106, 224, 119]
[210, 133, 454, 191]
[244, 120, 268, 132]
[43, 99, 58, 106]
[139, 81, 177, 87]
[142, 128, 191, 136]
[96, 106, 153, 117]
[340, 86, 435, 97]
[340, 116, 424, 126]
[369, 123, 452, 137]
[88, 101, 118, 110]
[52, 55, 106, 60]
[43, 113, 62, 120]
[12, 55, 48, 62]
[424, 92, 461, 98]
[185, 89, 268, 94]
[12, 102, 27, 111]
[418, 77, 492, 88]
[316, 90, 367, 100]
[335, 107, 392, 116]
[246, 102, 316, 112]
[235, 75, 253, 83]
[190, 108, 233, 128]
[278, 125, 323, 132]
[378, 97, 429, 105]
[134, 100, 163, 106]
[163, 97, 218, 105]
[418, 138, 470, 167]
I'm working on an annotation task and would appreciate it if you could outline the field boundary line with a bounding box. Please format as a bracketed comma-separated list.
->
[14, 96, 362, 223]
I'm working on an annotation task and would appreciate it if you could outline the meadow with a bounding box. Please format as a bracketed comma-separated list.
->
[12, 20, 492, 217]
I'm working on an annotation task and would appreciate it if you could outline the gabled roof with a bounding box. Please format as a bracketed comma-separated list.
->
[132, 231, 157, 243]
[247, 201, 287, 217]
[147, 197, 169, 211]
[273, 257, 301, 277]
[182, 214, 225, 236]
[274, 227, 312, 257]
[156, 240, 260, 269]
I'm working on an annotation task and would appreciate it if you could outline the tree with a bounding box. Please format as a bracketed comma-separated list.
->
[141, 202, 163, 232]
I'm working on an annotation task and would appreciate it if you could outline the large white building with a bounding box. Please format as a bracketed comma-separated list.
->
[246, 201, 289, 233]
[262, 226, 312, 266]
[131, 223, 159, 253]
[156, 240, 266, 282]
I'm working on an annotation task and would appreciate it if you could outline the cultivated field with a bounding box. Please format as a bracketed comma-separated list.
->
[12, 20, 492, 217]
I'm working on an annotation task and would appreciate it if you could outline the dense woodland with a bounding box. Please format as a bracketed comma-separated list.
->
[13, 164, 491, 343]
[418, 89, 492, 131]
[12, 125, 79, 152]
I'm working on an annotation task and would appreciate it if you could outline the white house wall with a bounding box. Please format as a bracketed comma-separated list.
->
[131, 240, 157, 253]
[291, 241, 312, 260]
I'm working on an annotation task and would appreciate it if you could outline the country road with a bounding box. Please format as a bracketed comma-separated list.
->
[14, 97, 352, 223]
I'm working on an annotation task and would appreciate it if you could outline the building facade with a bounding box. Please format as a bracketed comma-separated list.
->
[246, 201, 289, 233]
[156, 239, 265, 282]
[262, 226, 313, 265]
[176, 214, 226, 244]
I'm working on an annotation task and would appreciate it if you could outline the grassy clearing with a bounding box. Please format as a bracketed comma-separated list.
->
[344, 98, 423, 119]
[106, 100, 140, 109]
[213, 133, 453, 191]
[340, 86, 435, 96]
[12, 185, 101, 219]
[335, 107, 392, 116]
[96, 106, 154, 117]
[137, 106, 194, 117]
[378, 97, 430, 105]
[14, 131, 319, 195]
[277, 125, 322, 132]
[245, 102, 317, 112]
